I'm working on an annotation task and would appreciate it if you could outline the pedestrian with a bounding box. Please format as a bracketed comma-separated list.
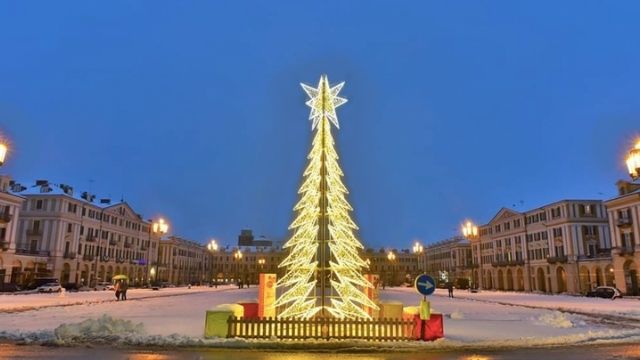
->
[114, 280, 121, 301]
[121, 281, 128, 301]
[447, 281, 454, 298]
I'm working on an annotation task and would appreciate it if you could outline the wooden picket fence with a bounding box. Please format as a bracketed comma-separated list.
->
[227, 316, 418, 341]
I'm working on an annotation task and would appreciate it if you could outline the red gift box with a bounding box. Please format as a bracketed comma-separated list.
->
[238, 302, 259, 319]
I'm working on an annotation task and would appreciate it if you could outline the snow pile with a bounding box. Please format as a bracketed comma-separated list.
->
[536, 312, 574, 328]
[450, 310, 464, 320]
[53, 315, 145, 344]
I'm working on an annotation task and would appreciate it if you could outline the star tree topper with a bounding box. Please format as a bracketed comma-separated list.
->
[301, 75, 348, 130]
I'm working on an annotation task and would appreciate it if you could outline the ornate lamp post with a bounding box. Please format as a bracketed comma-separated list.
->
[461, 220, 480, 289]
[412, 241, 425, 274]
[626, 140, 640, 181]
[387, 250, 396, 287]
[461, 220, 479, 240]
[207, 239, 219, 286]
[148, 218, 168, 287]
[234, 249, 243, 287]
[0, 142, 8, 166]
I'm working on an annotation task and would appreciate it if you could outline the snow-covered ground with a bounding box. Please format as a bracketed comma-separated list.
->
[429, 288, 640, 320]
[0, 286, 638, 349]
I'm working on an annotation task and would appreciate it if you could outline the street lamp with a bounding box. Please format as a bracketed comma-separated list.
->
[461, 220, 479, 240]
[626, 140, 640, 181]
[257, 258, 266, 284]
[412, 241, 425, 274]
[234, 249, 243, 287]
[207, 239, 219, 286]
[461, 219, 480, 289]
[0, 142, 8, 166]
[387, 251, 396, 287]
[148, 218, 169, 287]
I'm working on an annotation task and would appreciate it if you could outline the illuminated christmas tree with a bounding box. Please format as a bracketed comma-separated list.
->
[275, 75, 378, 319]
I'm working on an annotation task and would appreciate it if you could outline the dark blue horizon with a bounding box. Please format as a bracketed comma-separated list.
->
[1, 1, 639, 249]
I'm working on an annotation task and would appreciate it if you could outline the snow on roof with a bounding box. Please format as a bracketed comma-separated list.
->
[9, 180, 123, 209]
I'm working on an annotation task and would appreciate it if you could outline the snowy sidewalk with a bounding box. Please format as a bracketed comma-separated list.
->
[397, 287, 640, 321]
[0, 285, 236, 313]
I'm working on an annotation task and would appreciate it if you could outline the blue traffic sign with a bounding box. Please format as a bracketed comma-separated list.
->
[415, 274, 436, 296]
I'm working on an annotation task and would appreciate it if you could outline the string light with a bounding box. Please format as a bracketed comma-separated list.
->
[275, 75, 377, 319]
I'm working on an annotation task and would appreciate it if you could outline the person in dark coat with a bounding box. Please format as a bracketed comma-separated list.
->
[447, 281, 454, 298]
[121, 281, 128, 301]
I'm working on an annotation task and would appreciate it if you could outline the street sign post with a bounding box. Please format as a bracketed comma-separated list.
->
[414, 274, 435, 324]
[415, 274, 436, 296]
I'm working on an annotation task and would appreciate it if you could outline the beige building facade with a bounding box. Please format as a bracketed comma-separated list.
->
[424, 236, 473, 287]
[0, 176, 26, 288]
[9, 180, 161, 287]
[604, 181, 640, 295]
[471, 200, 612, 295]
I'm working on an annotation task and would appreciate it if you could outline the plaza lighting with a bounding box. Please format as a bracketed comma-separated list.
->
[412, 241, 424, 254]
[153, 218, 169, 234]
[412, 241, 427, 273]
[207, 239, 219, 252]
[147, 218, 169, 287]
[274, 75, 377, 320]
[0, 142, 7, 166]
[387, 251, 396, 262]
[461, 220, 479, 240]
[626, 140, 640, 181]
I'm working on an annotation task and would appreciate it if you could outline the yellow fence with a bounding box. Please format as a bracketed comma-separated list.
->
[227, 316, 418, 341]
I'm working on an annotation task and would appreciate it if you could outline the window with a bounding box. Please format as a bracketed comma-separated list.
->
[67, 223, 73, 233]
[36, 199, 43, 210]
[514, 219, 521, 228]
[553, 228, 563, 238]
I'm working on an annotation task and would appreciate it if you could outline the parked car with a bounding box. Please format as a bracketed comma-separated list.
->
[94, 282, 114, 291]
[37, 282, 62, 293]
[0, 283, 21, 293]
[586, 286, 623, 300]
[27, 277, 60, 290]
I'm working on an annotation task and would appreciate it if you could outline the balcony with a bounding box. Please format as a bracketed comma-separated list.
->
[578, 250, 612, 260]
[63, 252, 77, 259]
[123, 242, 132, 248]
[116, 257, 125, 263]
[0, 212, 12, 223]
[26, 228, 43, 236]
[546, 255, 568, 264]
[85, 235, 97, 242]
[0, 240, 8, 251]
[617, 246, 635, 257]
[492, 260, 524, 267]
[141, 245, 148, 251]
[616, 217, 633, 227]
[83, 254, 95, 261]
[15, 248, 50, 257]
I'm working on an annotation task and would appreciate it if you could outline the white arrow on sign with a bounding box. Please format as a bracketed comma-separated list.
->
[417, 280, 434, 290]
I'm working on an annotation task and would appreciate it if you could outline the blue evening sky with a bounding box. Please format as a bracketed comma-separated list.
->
[1, 2, 639, 249]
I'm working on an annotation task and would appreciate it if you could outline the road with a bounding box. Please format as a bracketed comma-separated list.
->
[1, 342, 639, 360]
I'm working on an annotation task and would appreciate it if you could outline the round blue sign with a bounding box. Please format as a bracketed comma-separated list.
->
[414, 274, 436, 296]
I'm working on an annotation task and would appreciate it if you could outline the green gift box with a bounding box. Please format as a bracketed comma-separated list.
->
[204, 310, 233, 339]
